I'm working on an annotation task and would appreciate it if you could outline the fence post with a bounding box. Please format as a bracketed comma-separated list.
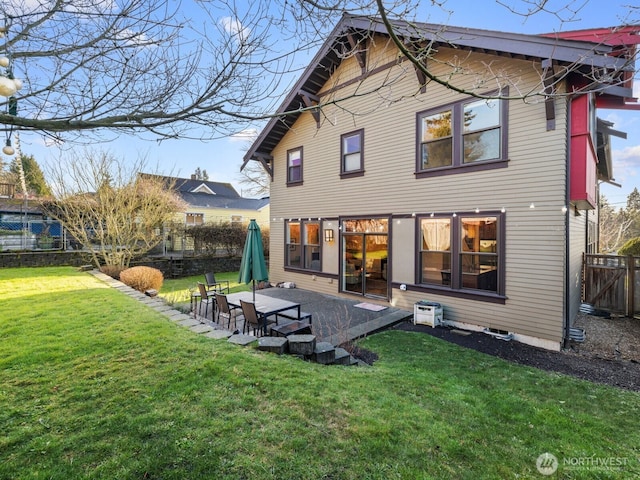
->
[627, 255, 635, 318]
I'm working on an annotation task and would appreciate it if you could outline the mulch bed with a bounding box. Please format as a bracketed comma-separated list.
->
[389, 322, 640, 392]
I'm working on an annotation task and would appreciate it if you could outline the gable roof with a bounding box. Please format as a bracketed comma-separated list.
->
[140, 173, 241, 198]
[181, 192, 269, 211]
[139, 173, 269, 212]
[243, 14, 639, 168]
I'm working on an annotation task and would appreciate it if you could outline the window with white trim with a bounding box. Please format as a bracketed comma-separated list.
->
[186, 213, 204, 226]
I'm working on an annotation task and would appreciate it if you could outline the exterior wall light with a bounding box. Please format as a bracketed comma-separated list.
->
[324, 229, 334, 243]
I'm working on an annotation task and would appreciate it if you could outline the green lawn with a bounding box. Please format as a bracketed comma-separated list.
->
[1, 266, 639, 479]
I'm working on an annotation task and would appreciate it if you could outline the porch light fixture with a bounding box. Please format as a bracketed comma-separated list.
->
[324, 229, 335, 243]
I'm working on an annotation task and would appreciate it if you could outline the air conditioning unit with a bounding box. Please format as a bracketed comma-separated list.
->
[414, 301, 443, 327]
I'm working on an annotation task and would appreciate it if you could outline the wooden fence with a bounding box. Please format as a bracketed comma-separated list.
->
[582, 254, 640, 317]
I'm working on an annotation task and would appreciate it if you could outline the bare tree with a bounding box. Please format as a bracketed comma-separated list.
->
[599, 195, 633, 253]
[0, 1, 636, 151]
[42, 151, 185, 267]
[0, 0, 313, 142]
[237, 157, 270, 198]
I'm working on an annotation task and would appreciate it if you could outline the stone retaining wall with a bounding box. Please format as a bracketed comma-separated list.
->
[0, 251, 250, 279]
[0, 251, 90, 268]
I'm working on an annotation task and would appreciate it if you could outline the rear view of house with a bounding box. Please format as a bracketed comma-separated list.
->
[243, 15, 640, 350]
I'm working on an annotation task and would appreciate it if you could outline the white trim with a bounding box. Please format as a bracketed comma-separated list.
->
[191, 183, 216, 195]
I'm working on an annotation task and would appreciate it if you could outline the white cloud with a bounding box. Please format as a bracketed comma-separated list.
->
[612, 145, 640, 182]
[229, 128, 258, 143]
[220, 16, 250, 44]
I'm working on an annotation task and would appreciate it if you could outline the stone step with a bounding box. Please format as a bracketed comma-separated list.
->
[333, 347, 352, 365]
[227, 334, 258, 346]
[288, 334, 316, 356]
[312, 341, 336, 365]
[258, 336, 289, 355]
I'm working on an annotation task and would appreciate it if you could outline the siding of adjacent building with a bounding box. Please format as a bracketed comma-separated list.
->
[266, 38, 579, 348]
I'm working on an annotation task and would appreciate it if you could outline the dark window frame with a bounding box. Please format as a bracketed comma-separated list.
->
[284, 219, 322, 272]
[286, 146, 303, 186]
[417, 211, 505, 297]
[340, 129, 365, 178]
[415, 91, 509, 178]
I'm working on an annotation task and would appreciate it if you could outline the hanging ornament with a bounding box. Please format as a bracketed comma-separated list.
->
[0, 76, 19, 97]
[3, 139, 14, 156]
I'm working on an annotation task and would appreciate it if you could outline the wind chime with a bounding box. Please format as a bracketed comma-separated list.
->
[0, 19, 22, 156]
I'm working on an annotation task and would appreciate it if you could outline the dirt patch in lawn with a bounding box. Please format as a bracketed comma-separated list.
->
[393, 314, 640, 392]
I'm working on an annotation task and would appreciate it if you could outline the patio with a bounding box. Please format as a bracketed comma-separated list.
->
[92, 270, 412, 346]
[193, 286, 412, 345]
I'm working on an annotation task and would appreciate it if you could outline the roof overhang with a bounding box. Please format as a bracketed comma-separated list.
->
[243, 15, 640, 170]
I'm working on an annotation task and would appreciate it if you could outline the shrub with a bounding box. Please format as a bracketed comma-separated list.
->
[100, 265, 126, 280]
[119, 266, 164, 292]
[618, 237, 640, 256]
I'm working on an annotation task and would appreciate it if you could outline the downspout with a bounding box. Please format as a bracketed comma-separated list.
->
[562, 96, 572, 349]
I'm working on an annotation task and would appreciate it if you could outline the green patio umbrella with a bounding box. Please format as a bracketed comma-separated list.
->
[238, 219, 269, 301]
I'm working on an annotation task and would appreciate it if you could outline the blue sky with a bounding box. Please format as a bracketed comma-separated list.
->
[17, 1, 640, 207]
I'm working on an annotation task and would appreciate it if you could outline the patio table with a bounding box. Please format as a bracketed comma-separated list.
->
[226, 292, 302, 324]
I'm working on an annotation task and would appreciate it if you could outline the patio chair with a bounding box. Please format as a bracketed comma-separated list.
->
[240, 299, 275, 337]
[214, 293, 241, 330]
[204, 272, 230, 294]
[197, 282, 216, 322]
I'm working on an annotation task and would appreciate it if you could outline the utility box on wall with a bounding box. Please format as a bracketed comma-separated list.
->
[414, 301, 443, 327]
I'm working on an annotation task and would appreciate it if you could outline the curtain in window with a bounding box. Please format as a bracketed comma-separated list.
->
[422, 219, 450, 251]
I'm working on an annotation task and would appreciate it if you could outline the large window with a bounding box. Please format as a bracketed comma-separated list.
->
[286, 220, 321, 271]
[420, 110, 452, 169]
[341, 129, 364, 175]
[287, 147, 303, 185]
[417, 94, 506, 174]
[419, 214, 502, 294]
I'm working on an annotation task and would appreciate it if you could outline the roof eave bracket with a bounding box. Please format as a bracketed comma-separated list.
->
[241, 153, 273, 179]
[347, 33, 367, 74]
[299, 90, 321, 128]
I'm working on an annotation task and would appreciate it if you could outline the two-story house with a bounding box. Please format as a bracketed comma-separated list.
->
[243, 15, 639, 350]
[142, 173, 270, 226]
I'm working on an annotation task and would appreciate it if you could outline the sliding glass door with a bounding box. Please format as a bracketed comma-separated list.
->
[341, 218, 388, 298]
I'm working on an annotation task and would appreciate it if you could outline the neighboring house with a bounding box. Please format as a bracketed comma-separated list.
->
[141, 174, 270, 226]
[0, 193, 62, 250]
[243, 15, 640, 350]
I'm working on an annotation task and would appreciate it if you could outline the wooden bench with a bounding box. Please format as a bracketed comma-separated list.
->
[276, 309, 312, 324]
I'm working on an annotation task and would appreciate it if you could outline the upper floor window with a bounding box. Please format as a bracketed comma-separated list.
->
[419, 213, 503, 295]
[286, 220, 321, 271]
[287, 147, 303, 185]
[417, 94, 507, 176]
[341, 129, 364, 176]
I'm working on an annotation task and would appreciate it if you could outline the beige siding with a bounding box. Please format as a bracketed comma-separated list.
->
[267, 42, 576, 346]
[173, 206, 270, 227]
